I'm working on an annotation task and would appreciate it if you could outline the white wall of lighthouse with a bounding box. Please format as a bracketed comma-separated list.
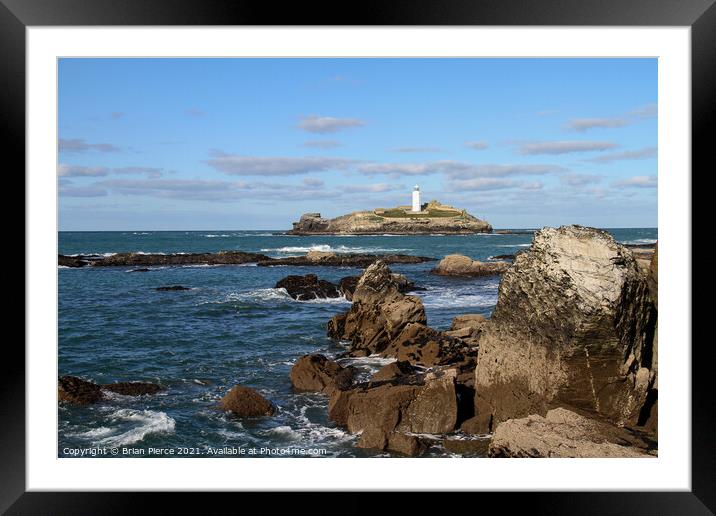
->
[412, 185, 421, 212]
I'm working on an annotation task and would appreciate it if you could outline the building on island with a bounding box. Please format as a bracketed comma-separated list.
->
[412, 185, 421, 212]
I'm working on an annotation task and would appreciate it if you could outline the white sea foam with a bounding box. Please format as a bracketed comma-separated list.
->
[260, 244, 410, 254]
[95, 408, 176, 447]
[70, 426, 115, 439]
[621, 238, 657, 245]
[418, 285, 498, 309]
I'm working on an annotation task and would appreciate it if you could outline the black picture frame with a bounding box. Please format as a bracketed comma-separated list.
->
[5, 0, 711, 512]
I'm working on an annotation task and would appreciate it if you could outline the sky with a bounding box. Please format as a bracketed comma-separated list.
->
[58, 58, 657, 230]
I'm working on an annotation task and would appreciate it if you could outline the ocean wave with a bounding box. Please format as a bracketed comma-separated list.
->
[95, 408, 176, 447]
[494, 243, 531, 248]
[260, 244, 410, 254]
[621, 238, 657, 245]
[417, 284, 498, 309]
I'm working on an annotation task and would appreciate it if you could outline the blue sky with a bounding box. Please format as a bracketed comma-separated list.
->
[58, 58, 657, 230]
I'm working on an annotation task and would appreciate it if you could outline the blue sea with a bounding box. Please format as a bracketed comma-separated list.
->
[58, 228, 657, 458]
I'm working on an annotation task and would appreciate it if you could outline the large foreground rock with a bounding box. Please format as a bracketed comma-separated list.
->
[219, 385, 276, 417]
[290, 354, 354, 395]
[379, 323, 470, 366]
[328, 261, 427, 355]
[431, 254, 510, 277]
[276, 274, 340, 301]
[328, 370, 459, 456]
[473, 226, 657, 433]
[488, 408, 654, 458]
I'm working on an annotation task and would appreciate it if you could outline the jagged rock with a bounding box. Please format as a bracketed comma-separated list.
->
[329, 371, 458, 456]
[451, 314, 487, 332]
[156, 285, 191, 291]
[219, 385, 275, 417]
[371, 360, 417, 382]
[488, 408, 654, 458]
[58, 376, 103, 405]
[473, 226, 658, 433]
[338, 276, 360, 301]
[275, 274, 340, 301]
[431, 254, 510, 277]
[329, 262, 427, 355]
[305, 249, 337, 262]
[290, 354, 354, 395]
[95, 251, 270, 267]
[380, 323, 468, 366]
[327, 312, 348, 340]
[102, 382, 163, 396]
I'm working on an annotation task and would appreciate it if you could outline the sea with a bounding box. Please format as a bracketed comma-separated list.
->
[58, 228, 657, 458]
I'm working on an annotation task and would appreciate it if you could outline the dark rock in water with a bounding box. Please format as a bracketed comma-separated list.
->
[328, 370, 459, 456]
[328, 261, 427, 355]
[443, 438, 490, 456]
[370, 360, 417, 382]
[95, 250, 270, 267]
[488, 408, 654, 458]
[431, 254, 510, 277]
[219, 385, 275, 417]
[58, 376, 103, 405]
[128, 268, 150, 273]
[338, 276, 360, 301]
[276, 274, 340, 301]
[102, 382, 163, 396]
[380, 323, 469, 367]
[290, 354, 355, 395]
[156, 285, 191, 291]
[473, 225, 658, 434]
[491, 254, 516, 261]
[58, 255, 90, 268]
[258, 253, 434, 268]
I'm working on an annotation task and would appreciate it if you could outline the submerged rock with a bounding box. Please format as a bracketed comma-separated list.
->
[431, 254, 510, 277]
[58, 255, 90, 268]
[488, 408, 654, 458]
[58, 376, 103, 405]
[95, 250, 270, 266]
[290, 354, 355, 395]
[102, 382, 164, 396]
[275, 274, 341, 301]
[219, 385, 275, 417]
[473, 225, 657, 433]
[155, 285, 191, 291]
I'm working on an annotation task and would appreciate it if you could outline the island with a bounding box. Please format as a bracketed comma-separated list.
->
[287, 186, 492, 235]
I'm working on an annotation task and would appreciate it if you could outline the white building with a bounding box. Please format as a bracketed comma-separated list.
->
[412, 185, 421, 212]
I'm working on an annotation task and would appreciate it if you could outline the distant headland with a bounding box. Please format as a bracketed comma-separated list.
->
[288, 185, 492, 235]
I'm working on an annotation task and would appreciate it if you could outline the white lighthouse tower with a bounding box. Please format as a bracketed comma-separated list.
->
[412, 185, 421, 212]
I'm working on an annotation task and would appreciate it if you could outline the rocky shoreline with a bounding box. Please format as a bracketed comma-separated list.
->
[59, 225, 658, 458]
[58, 250, 435, 268]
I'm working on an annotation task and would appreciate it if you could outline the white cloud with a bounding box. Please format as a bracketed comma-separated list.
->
[612, 175, 657, 188]
[357, 162, 439, 177]
[59, 138, 121, 153]
[586, 147, 657, 164]
[297, 115, 365, 133]
[518, 141, 618, 155]
[464, 141, 489, 150]
[560, 174, 603, 186]
[303, 140, 341, 149]
[206, 154, 357, 175]
[565, 118, 629, 132]
[58, 164, 110, 177]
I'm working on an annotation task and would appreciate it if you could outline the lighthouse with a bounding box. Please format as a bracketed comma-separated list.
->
[412, 185, 421, 212]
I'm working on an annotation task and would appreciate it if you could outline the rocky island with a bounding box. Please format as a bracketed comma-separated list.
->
[288, 187, 492, 235]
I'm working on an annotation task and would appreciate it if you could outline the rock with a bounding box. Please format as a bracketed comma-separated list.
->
[443, 438, 490, 456]
[451, 314, 487, 331]
[287, 206, 492, 236]
[491, 254, 516, 261]
[275, 274, 340, 301]
[648, 243, 658, 310]
[95, 251, 270, 267]
[219, 385, 276, 417]
[305, 249, 337, 262]
[155, 285, 191, 291]
[431, 254, 510, 277]
[58, 376, 103, 405]
[338, 276, 360, 301]
[58, 255, 89, 267]
[380, 323, 468, 366]
[128, 268, 150, 273]
[290, 354, 355, 395]
[473, 225, 658, 433]
[371, 360, 417, 382]
[329, 371, 459, 455]
[327, 312, 348, 339]
[102, 382, 163, 396]
[258, 253, 434, 267]
[459, 416, 487, 435]
[332, 261, 427, 355]
[488, 408, 654, 458]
